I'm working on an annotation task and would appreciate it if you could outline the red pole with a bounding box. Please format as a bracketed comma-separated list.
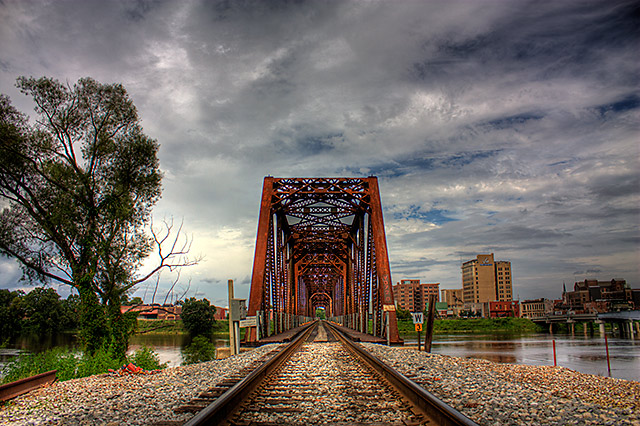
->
[552, 339, 557, 367]
[604, 334, 611, 377]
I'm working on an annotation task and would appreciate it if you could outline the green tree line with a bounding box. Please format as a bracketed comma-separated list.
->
[0, 287, 79, 341]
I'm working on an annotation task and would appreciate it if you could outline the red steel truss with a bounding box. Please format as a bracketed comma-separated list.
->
[246, 177, 401, 344]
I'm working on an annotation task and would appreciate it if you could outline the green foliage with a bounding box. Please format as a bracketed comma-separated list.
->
[128, 296, 143, 305]
[0, 289, 25, 339]
[20, 287, 64, 335]
[1, 346, 166, 384]
[315, 307, 326, 319]
[181, 298, 216, 337]
[0, 288, 80, 341]
[395, 306, 411, 321]
[127, 345, 167, 370]
[395, 317, 545, 335]
[181, 335, 216, 365]
[136, 319, 185, 334]
[0, 76, 163, 360]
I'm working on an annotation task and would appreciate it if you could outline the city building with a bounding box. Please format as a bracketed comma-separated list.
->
[563, 279, 634, 313]
[520, 298, 554, 319]
[120, 303, 228, 321]
[488, 301, 520, 318]
[441, 289, 463, 308]
[461, 253, 513, 304]
[393, 279, 440, 312]
[120, 304, 182, 320]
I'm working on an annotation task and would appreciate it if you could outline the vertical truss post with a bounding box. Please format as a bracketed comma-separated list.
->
[247, 177, 274, 342]
[366, 177, 401, 344]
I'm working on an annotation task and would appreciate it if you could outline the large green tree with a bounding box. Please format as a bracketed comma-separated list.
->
[0, 76, 174, 358]
[181, 297, 217, 337]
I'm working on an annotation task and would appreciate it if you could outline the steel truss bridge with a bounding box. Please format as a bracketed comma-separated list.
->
[246, 177, 401, 344]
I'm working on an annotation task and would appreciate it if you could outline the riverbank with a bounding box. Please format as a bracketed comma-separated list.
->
[1, 342, 638, 425]
[396, 317, 545, 335]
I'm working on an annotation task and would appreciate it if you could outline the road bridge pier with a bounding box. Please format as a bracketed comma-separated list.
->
[536, 311, 640, 339]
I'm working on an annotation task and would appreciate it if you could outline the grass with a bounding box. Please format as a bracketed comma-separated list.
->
[135, 319, 231, 337]
[396, 317, 545, 335]
[135, 319, 186, 334]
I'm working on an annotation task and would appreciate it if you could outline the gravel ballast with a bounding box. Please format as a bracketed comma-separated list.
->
[363, 343, 640, 426]
[1, 342, 638, 425]
[0, 344, 281, 426]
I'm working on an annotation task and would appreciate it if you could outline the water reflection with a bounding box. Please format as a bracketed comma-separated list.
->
[128, 334, 229, 367]
[470, 354, 517, 363]
[0, 332, 230, 372]
[403, 333, 640, 382]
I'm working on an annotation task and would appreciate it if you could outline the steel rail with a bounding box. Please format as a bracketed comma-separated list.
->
[325, 321, 479, 426]
[0, 370, 57, 402]
[182, 320, 318, 426]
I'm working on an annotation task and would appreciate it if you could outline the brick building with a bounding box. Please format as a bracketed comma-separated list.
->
[563, 279, 634, 312]
[393, 279, 440, 312]
[488, 301, 520, 318]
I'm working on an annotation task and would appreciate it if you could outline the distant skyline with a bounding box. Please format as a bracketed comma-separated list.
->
[1, 0, 638, 308]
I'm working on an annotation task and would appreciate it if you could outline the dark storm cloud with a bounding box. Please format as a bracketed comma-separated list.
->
[0, 0, 638, 302]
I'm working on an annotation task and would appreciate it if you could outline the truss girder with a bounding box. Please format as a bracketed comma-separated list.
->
[247, 177, 400, 343]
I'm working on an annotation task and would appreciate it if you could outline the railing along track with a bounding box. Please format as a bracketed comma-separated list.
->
[183, 320, 478, 426]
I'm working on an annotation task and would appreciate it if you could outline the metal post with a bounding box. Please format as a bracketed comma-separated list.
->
[604, 333, 611, 377]
[373, 309, 377, 337]
[256, 310, 262, 341]
[552, 340, 557, 366]
[386, 311, 390, 346]
[228, 280, 236, 356]
[234, 321, 240, 355]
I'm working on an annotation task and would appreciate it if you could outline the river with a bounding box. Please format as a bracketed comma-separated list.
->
[2, 332, 638, 382]
[403, 333, 640, 382]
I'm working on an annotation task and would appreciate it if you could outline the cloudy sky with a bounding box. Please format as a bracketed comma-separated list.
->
[1, 0, 638, 307]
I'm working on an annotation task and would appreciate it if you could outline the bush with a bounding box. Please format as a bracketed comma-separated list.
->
[127, 345, 167, 370]
[1, 346, 166, 384]
[182, 335, 216, 365]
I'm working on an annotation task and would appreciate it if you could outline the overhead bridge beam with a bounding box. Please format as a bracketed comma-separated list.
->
[246, 177, 401, 344]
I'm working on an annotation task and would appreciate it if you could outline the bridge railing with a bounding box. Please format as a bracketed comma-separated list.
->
[254, 310, 314, 340]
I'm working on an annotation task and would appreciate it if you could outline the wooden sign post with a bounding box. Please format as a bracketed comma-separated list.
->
[424, 294, 436, 353]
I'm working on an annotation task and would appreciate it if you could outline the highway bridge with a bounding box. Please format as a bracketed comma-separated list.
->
[533, 310, 640, 338]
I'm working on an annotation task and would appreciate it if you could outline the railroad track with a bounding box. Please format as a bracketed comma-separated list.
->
[180, 321, 478, 426]
[0, 370, 57, 402]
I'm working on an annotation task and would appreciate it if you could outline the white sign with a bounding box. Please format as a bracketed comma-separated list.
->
[411, 312, 424, 324]
[239, 316, 257, 328]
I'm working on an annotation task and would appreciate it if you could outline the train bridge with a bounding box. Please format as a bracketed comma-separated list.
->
[245, 177, 401, 344]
